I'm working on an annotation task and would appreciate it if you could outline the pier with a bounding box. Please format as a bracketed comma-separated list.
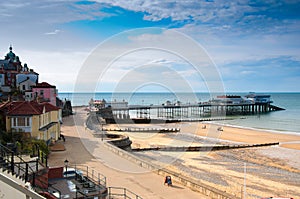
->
[97, 102, 285, 121]
[95, 93, 285, 122]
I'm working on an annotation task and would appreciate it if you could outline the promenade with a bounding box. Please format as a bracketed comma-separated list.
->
[48, 107, 208, 199]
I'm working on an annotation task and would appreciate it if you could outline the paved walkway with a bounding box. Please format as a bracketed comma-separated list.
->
[48, 107, 209, 199]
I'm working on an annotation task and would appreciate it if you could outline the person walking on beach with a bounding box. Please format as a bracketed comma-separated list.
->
[164, 176, 172, 186]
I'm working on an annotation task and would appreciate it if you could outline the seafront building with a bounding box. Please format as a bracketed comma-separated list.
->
[31, 82, 58, 106]
[0, 45, 112, 199]
[0, 45, 64, 142]
[0, 101, 62, 141]
[0, 46, 39, 93]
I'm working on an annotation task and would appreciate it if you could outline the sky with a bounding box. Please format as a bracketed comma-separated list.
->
[0, 0, 300, 92]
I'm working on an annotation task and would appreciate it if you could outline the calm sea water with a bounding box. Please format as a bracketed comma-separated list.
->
[58, 92, 300, 133]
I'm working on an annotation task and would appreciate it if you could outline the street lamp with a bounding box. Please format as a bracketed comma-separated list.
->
[64, 159, 69, 177]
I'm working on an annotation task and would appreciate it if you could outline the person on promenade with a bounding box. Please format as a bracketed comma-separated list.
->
[60, 134, 65, 142]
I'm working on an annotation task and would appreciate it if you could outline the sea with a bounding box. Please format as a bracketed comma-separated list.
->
[58, 92, 300, 134]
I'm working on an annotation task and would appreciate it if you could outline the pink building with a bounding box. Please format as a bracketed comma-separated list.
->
[32, 82, 57, 106]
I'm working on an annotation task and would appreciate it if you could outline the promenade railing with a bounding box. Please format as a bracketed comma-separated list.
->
[108, 187, 143, 199]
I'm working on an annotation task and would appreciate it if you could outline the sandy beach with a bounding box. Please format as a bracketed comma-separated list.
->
[192, 122, 300, 150]
[105, 119, 300, 198]
[49, 107, 300, 198]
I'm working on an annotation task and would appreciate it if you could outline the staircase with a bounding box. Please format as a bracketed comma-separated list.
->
[0, 143, 59, 198]
[0, 168, 45, 199]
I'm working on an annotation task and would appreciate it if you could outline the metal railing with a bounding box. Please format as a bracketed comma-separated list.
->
[108, 187, 143, 199]
[0, 143, 60, 198]
[73, 164, 107, 188]
[64, 164, 108, 199]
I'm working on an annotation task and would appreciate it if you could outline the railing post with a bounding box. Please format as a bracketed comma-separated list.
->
[32, 172, 36, 187]
[87, 166, 88, 178]
[36, 158, 39, 172]
[37, 146, 40, 159]
[25, 163, 29, 182]
[45, 155, 48, 167]
[41, 152, 44, 164]
[11, 151, 14, 174]
[32, 145, 35, 157]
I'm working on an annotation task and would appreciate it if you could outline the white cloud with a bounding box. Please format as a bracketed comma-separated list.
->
[240, 70, 256, 75]
[0, 0, 298, 92]
[44, 29, 62, 35]
[71, 28, 224, 93]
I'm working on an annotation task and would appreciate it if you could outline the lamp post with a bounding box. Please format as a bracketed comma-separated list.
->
[64, 159, 69, 177]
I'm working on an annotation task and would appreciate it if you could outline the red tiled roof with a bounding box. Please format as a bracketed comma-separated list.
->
[32, 82, 56, 88]
[40, 102, 60, 112]
[0, 101, 60, 116]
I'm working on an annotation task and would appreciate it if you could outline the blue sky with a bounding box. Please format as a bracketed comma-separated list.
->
[0, 0, 299, 92]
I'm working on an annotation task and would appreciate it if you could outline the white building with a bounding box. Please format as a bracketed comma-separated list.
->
[18, 78, 36, 92]
[245, 93, 272, 103]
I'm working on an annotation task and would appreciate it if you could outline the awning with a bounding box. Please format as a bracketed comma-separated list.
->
[39, 122, 58, 131]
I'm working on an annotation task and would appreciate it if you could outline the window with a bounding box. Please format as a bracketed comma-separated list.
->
[40, 90, 44, 96]
[18, 118, 26, 126]
[11, 117, 30, 127]
[12, 118, 17, 126]
[22, 85, 26, 90]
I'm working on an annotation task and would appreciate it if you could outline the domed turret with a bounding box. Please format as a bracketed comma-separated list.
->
[24, 63, 29, 71]
[5, 45, 16, 60]
[14, 56, 20, 63]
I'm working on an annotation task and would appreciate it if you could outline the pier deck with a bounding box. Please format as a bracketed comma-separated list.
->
[97, 102, 285, 120]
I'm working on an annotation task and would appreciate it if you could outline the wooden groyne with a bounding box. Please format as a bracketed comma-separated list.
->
[101, 116, 231, 124]
[131, 142, 279, 152]
[103, 127, 180, 133]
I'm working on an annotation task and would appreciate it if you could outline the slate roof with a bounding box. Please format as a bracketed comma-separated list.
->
[0, 59, 17, 70]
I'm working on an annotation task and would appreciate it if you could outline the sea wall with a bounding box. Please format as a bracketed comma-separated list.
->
[102, 141, 239, 199]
